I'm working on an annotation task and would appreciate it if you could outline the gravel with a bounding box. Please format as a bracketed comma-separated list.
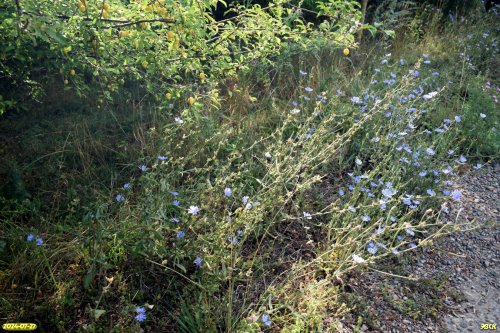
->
[338, 164, 499, 332]
[440, 164, 499, 332]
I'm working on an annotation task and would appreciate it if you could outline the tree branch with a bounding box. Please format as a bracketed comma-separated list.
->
[20, 10, 175, 28]
[14, 0, 22, 16]
[107, 18, 175, 28]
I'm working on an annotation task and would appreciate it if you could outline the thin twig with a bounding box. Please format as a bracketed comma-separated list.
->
[367, 267, 418, 281]
[144, 257, 207, 291]
[107, 18, 175, 28]
[20, 10, 174, 28]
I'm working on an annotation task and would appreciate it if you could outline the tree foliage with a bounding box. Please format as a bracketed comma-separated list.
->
[0, 0, 366, 113]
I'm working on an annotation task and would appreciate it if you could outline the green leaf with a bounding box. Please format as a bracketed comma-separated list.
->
[83, 270, 94, 289]
[91, 308, 106, 320]
[45, 28, 67, 44]
[175, 262, 187, 273]
[384, 30, 396, 38]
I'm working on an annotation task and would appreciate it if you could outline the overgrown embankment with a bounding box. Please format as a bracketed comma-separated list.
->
[0, 5, 499, 333]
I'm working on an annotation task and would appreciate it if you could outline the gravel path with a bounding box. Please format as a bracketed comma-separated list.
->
[440, 164, 499, 332]
[337, 164, 499, 332]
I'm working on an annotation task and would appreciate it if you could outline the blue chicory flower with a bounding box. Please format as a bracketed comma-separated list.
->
[194, 257, 203, 268]
[351, 96, 362, 104]
[451, 190, 462, 201]
[367, 241, 378, 255]
[135, 313, 146, 322]
[379, 199, 387, 211]
[382, 187, 397, 198]
[352, 254, 366, 263]
[262, 313, 272, 326]
[426, 148, 435, 156]
[188, 206, 199, 215]
[423, 91, 438, 100]
[405, 228, 415, 236]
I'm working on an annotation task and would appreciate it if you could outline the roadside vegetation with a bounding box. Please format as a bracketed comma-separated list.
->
[0, 0, 498, 331]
